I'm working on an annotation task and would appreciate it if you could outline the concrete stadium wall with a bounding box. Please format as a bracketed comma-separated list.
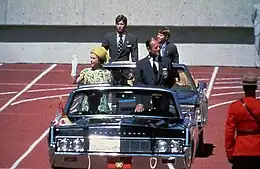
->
[1, 0, 260, 26]
[0, 0, 260, 66]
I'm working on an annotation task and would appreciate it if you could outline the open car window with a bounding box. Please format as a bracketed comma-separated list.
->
[172, 67, 196, 90]
[68, 89, 179, 118]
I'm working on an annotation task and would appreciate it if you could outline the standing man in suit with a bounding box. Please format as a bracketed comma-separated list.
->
[156, 27, 179, 64]
[225, 73, 260, 169]
[134, 37, 175, 112]
[101, 14, 138, 62]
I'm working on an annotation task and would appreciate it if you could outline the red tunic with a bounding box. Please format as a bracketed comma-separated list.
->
[225, 97, 260, 158]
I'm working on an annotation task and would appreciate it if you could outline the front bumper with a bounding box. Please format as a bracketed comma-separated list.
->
[49, 150, 192, 169]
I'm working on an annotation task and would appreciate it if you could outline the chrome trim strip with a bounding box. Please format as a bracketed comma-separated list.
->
[50, 125, 54, 144]
[56, 136, 85, 139]
[54, 152, 186, 157]
[69, 114, 178, 119]
[55, 135, 186, 141]
[185, 127, 189, 146]
[77, 83, 111, 89]
[87, 136, 185, 140]
[103, 64, 136, 68]
[74, 86, 175, 94]
[89, 126, 120, 129]
[88, 136, 149, 139]
[180, 105, 195, 109]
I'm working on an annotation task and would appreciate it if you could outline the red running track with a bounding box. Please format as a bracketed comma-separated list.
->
[0, 63, 259, 169]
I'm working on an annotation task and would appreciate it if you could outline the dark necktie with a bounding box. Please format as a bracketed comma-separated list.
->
[117, 34, 123, 56]
[153, 57, 158, 75]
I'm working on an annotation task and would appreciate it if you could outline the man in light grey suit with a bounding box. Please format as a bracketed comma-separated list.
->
[102, 14, 139, 62]
[252, 4, 260, 67]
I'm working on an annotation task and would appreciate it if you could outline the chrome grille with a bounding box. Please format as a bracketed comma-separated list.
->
[120, 139, 151, 153]
[88, 137, 151, 153]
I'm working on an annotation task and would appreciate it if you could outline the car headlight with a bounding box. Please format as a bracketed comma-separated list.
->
[56, 137, 85, 152]
[155, 139, 184, 153]
[157, 140, 168, 152]
[58, 138, 69, 151]
[72, 138, 84, 152]
[170, 140, 183, 153]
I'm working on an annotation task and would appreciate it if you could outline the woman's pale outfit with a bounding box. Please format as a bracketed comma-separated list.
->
[78, 68, 113, 113]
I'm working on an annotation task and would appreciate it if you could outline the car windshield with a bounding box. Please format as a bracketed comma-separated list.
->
[68, 89, 179, 118]
[172, 67, 196, 91]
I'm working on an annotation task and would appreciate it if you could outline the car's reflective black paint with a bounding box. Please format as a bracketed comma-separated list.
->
[47, 85, 199, 169]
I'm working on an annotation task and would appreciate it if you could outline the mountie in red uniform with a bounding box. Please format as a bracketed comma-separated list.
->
[225, 73, 260, 169]
[225, 96, 260, 159]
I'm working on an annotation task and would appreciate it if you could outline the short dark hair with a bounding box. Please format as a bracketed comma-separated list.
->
[157, 27, 171, 40]
[145, 37, 156, 49]
[115, 15, 127, 25]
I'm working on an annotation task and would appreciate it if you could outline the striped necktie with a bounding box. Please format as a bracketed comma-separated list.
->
[117, 34, 123, 56]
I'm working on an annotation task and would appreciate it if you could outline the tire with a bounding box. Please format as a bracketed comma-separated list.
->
[196, 130, 204, 156]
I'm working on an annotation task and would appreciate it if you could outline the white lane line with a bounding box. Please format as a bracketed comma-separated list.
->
[11, 94, 69, 105]
[206, 66, 219, 98]
[208, 96, 260, 109]
[0, 64, 57, 112]
[0, 87, 76, 96]
[0, 82, 74, 86]
[211, 90, 260, 97]
[0, 68, 69, 72]
[215, 81, 260, 85]
[214, 85, 260, 90]
[215, 81, 241, 84]
[196, 78, 209, 81]
[26, 87, 75, 93]
[9, 129, 50, 169]
[216, 77, 260, 81]
[0, 91, 18, 95]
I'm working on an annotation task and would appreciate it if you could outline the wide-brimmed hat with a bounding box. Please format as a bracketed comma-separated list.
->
[242, 72, 258, 86]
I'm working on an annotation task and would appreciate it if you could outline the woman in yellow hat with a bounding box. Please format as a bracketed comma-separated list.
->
[74, 47, 112, 84]
[71, 47, 113, 113]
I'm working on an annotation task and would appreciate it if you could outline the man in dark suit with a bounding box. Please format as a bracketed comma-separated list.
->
[156, 27, 179, 64]
[101, 14, 138, 62]
[134, 37, 175, 112]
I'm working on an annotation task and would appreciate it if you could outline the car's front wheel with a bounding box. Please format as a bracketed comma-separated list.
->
[196, 129, 204, 156]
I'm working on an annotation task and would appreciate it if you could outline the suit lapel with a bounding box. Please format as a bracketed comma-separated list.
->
[121, 32, 128, 54]
[112, 32, 118, 54]
[157, 56, 165, 82]
[163, 42, 170, 57]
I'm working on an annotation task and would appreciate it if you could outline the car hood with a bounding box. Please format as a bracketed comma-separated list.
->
[56, 117, 187, 138]
[77, 117, 185, 129]
[172, 90, 198, 105]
